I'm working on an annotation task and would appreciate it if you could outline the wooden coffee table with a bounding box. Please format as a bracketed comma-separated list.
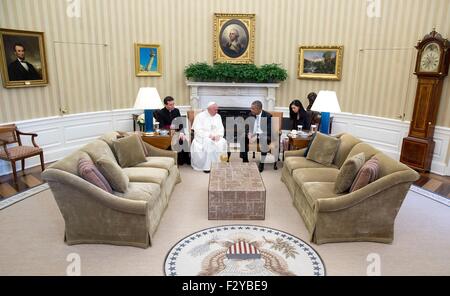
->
[208, 162, 266, 220]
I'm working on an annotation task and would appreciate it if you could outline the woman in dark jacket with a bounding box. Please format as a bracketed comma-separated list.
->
[289, 99, 311, 131]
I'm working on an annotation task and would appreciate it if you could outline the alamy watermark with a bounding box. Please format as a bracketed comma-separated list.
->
[366, 0, 381, 18]
[66, 0, 81, 18]
[366, 253, 381, 276]
[66, 253, 81, 276]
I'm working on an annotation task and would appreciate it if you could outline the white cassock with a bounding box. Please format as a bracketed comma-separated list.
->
[191, 110, 227, 171]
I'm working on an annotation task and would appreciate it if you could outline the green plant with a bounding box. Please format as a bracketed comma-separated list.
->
[184, 63, 287, 83]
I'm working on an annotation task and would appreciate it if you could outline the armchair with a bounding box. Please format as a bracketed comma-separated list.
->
[0, 124, 45, 186]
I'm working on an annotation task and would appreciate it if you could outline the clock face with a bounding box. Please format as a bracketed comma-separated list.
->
[419, 42, 441, 73]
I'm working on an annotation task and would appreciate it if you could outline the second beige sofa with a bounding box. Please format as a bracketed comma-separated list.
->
[281, 133, 419, 245]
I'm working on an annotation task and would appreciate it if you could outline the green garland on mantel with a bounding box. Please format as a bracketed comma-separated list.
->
[184, 62, 288, 83]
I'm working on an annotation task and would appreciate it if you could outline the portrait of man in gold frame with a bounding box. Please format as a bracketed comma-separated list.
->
[0, 28, 49, 88]
[214, 13, 255, 64]
[135, 43, 162, 77]
[298, 46, 344, 80]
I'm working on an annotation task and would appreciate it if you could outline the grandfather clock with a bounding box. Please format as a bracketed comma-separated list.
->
[400, 30, 450, 172]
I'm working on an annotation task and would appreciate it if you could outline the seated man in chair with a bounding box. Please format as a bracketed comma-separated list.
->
[240, 100, 272, 172]
[190, 102, 227, 173]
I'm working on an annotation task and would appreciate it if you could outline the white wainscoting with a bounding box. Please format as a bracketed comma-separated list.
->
[2, 108, 449, 176]
[0, 109, 139, 176]
[274, 108, 450, 176]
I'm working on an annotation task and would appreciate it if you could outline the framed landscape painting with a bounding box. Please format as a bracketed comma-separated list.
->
[0, 28, 48, 88]
[298, 46, 343, 80]
[135, 43, 162, 77]
[213, 13, 255, 64]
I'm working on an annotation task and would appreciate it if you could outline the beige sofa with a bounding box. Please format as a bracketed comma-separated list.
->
[281, 133, 419, 245]
[42, 132, 181, 248]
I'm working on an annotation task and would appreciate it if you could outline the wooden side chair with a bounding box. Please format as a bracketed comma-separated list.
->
[0, 124, 44, 185]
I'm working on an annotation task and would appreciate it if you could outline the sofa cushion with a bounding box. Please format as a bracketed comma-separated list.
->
[134, 157, 176, 170]
[96, 156, 129, 193]
[115, 182, 160, 208]
[113, 134, 147, 168]
[346, 142, 380, 163]
[285, 156, 327, 174]
[301, 182, 343, 209]
[350, 157, 380, 192]
[81, 139, 118, 164]
[333, 133, 362, 168]
[123, 167, 169, 185]
[334, 152, 366, 193]
[78, 158, 113, 193]
[306, 133, 340, 166]
[293, 168, 340, 186]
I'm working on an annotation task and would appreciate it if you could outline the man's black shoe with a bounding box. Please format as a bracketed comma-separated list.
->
[258, 163, 264, 172]
[203, 170, 210, 174]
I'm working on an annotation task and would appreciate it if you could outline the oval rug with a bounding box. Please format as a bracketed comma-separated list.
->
[164, 225, 326, 276]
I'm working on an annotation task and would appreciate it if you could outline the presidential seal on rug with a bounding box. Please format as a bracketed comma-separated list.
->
[164, 225, 325, 276]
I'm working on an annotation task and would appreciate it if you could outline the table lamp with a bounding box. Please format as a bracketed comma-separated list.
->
[133, 87, 163, 132]
[311, 90, 341, 134]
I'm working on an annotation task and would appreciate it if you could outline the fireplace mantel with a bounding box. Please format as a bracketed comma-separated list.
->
[186, 81, 280, 111]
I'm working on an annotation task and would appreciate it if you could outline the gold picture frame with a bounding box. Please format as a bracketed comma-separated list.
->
[135, 43, 162, 77]
[298, 46, 344, 80]
[0, 28, 49, 88]
[214, 13, 255, 64]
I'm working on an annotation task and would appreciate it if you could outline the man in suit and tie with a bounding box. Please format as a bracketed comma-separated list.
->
[240, 100, 272, 172]
[7, 43, 41, 81]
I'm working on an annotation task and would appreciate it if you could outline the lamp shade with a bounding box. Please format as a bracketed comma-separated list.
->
[133, 87, 163, 110]
[311, 90, 341, 113]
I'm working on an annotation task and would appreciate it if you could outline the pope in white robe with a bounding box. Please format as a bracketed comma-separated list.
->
[191, 102, 228, 172]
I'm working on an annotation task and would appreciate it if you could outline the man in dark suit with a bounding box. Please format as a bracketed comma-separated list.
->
[156, 96, 190, 165]
[240, 100, 272, 172]
[7, 43, 42, 81]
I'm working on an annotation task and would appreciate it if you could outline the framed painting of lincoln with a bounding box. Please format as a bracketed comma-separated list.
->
[0, 28, 48, 88]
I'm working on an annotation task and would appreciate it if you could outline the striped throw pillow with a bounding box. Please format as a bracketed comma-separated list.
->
[78, 158, 113, 193]
[350, 157, 380, 192]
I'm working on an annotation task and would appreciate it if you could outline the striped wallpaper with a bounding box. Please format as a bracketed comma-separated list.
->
[0, 0, 449, 127]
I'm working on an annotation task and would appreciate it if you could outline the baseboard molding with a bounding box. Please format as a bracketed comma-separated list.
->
[2, 108, 449, 176]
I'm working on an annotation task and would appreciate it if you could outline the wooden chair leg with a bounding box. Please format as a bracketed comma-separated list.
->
[39, 152, 45, 171]
[11, 160, 18, 185]
[21, 159, 25, 172]
[227, 151, 231, 162]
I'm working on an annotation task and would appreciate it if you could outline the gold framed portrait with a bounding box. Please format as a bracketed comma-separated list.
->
[0, 28, 49, 88]
[298, 46, 344, 80]
[214, 13, 255, 64]
[135, 43, 162, 77]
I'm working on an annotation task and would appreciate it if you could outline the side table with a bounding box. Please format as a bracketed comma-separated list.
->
[141, 132, 173, 150]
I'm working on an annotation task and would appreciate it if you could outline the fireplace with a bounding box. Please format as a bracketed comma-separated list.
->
[186, 81, 280, 111]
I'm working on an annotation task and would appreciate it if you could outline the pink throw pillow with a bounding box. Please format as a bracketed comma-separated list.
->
[350, 157, 380, 192]
[78, 158, 113, 193]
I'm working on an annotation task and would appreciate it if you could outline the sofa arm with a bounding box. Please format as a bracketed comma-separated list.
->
[284, 148, 307, 159]
[317, 169, 419, 212]
[144, 142, 178, 164]
[42, 168, 148, 215]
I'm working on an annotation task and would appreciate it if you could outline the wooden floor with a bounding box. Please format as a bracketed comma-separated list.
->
[0, 164, 48, 199]
[1, 163, 450, 200]
[414, 172, 450, 199]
